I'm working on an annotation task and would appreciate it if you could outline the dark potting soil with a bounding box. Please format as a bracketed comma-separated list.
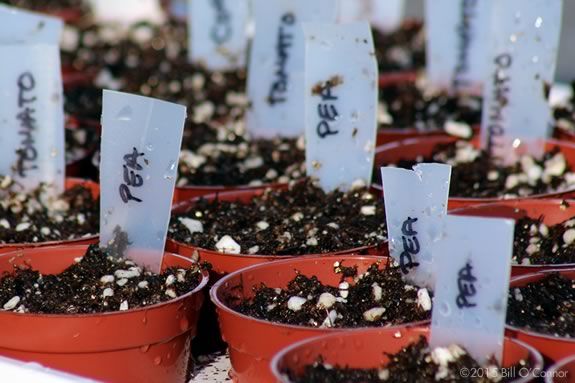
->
[288, 337, 529, 383]
[0, 244, 202, 314]
[178, 123, 305, 187]
[378, 80, 481, 136]
[65, 117, 99, 165]
[168, 180, 387, 255]
[64, 85, 103, 122]
[507, 273, 574, 338]
[513, 215, 575, 266]
[0, 177, 99, 244]
[373, 21, 425, 74]
[553, 81, 575, 135]
[386, 141, 575, 199]
[232, 261, 431, 328]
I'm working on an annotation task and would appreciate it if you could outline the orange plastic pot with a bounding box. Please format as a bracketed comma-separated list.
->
[168, 187, 386, 277]
[62, 69, 96, 89]
[0, 245, 209, 383]
[546, 355, 575, 383]
[451, 199, 575, 276]
[374, 136, 575, 210]
[0, 178, 100, 255]
[210, 255, 426, 383]
[173, 181, 284, 204]
[507, 268, 575, 363]
[272, 327, 543, 383]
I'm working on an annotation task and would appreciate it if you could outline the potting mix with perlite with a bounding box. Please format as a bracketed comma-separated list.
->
[3, 0, 575, 382]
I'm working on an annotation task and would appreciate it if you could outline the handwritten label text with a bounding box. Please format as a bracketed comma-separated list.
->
[15, 71, 38, 178]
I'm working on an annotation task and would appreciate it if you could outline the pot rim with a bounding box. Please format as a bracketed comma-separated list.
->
[372, 137, 575, 201]
[270, 326, 544, 383]
[0, 244, 209, 320]
[545, 354, 575, 383]
[451, 198, 575, 270]
[209, 254, 428, 332]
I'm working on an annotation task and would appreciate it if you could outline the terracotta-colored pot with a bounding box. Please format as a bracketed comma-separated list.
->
[272, 327, 543, 383]
[168, 187, 386, 277]
[507, 268, 575, 363]
[209, 255, 429, 383]
[173, 181, 285, 205]
[0, 245, 209, 383]
[374, 136, 575, 210]
[451, 199, 575, 276]
[0, 178, 99, 255]
[378, 71, 418, 89]
[546, 355, 575, 383]
[62, 69, 96, 89]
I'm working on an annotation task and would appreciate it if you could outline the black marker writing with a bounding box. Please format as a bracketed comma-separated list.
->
[399, 217, 420, 274]
[15, 72, 38, 178]
[485, 53, 512, 155]
[210, 0, 232, 45]
[119, 147, 146, 203]
[452, 0, 477, 91]
[315, 78, 340, 139]
[268, 12, 295, 105]
[456, 262, 477, 309]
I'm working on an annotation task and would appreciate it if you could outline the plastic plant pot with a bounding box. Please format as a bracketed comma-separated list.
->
[378, 71, 418, 89]
[451, 199, 575, 276]
[272, 327, 543, 383]
[374, 136, 575, 210]
[0, 245, 209, 383]
[545, 355, 575, 383]
[210, 255, 426, 383]
[507, 268, 575, 363]
[0, 178, 99, 255]
[168, 187, 386, 277]
[62, 68, 97, 89]
[173, 181, 288, 205]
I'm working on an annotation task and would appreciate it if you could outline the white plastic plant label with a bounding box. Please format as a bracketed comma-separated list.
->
[246, 0, 338, 139]
[380, 163, 451, 288]
[480, 0, 563, 162]
[100, 90, 186, 273]
[0, 6, 65, 194]
[0, 356, 97, 383]
[425, 0, 492, 95]
[304, 22, 378, 192]
[430, 215, 515, 364]
[90, 0, 165, 26]
[188, 0, 249, 71]
[338, 0, 405, 32]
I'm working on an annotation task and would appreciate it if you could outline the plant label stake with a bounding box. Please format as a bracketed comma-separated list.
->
[0, 6, 65, 194]
[430, 215, 514, 364]
[380, 164, 451, 288]
[187, 0, 250, 71]
[480, 0, 563, 162]
[246, 0, 338, 139]
[100, 90, 186, 273]
[425, 0, 492, 95]
[303, 22, 378, 192]
[339, 0, 406, 32]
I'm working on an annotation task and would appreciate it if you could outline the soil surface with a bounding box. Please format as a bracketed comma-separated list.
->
[169, 180, 387, 255]
[0, 177, 99, 244]
[513, 215, 575, 266]
[507, 273, 574, 338]
[0, 244, 203, 314]
[378, 79, 481, 136]
[288, 337, 529, 383]
[385, 141, 575, 199]
[373, 22, 425, 74]
[232, 261, 431, 328]
[553, 81, 575, 134]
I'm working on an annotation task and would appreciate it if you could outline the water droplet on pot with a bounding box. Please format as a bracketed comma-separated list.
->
[180, 318, 189, 331]
[116, 106, 132, 121]
[73, 333, 80, 338]
[153, 356, 162, 365]
[145, 144, 154, 152]
[142, 316, 147, 324]
[140, 345, 150, 353]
